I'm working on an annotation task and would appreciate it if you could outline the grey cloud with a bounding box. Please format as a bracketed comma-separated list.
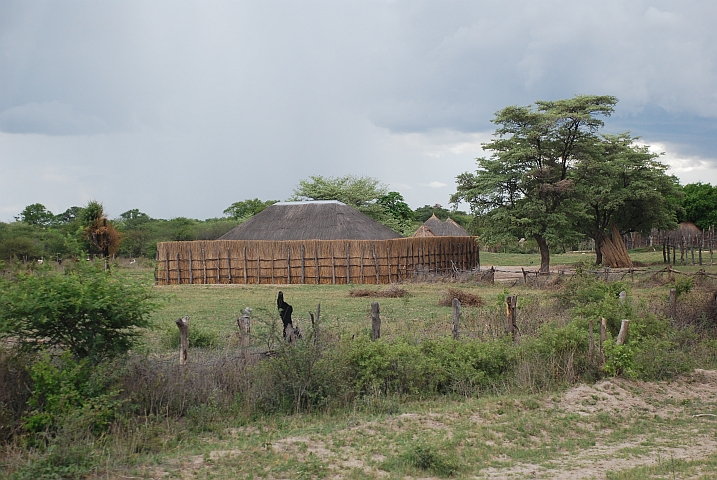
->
[1, 0, 716, 219]
[0, 101, 108, 135]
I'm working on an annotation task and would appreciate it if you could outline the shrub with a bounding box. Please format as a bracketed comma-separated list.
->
[23, 352, 121, 438]
[0, 262, 158, 360]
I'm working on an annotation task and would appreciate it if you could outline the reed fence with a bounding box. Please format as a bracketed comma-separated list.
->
[155, 237, 479, 285]
[623, 227, 716, 266]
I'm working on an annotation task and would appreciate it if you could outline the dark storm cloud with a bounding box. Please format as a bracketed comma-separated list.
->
[0, 1, 716, 219]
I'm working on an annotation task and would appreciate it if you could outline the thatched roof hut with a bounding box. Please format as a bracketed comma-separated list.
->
[218, 200, 402, 241]
[413, 213, 469, 237]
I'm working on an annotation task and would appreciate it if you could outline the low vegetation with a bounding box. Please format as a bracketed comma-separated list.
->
[2, 258, 717, 478]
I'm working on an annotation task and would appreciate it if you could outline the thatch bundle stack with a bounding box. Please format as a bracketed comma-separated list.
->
[600, 224, 633, 268]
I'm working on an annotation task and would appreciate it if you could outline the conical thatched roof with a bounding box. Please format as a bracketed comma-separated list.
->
[219, 201, 402, 240]
[413, 213, 469, 237]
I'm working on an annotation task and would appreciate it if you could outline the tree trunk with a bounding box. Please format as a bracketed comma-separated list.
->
[534, 234, 550, 273]
[594, 233, 604, 265]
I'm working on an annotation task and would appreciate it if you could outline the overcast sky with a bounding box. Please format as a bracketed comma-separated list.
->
[1, 1, 716, 221]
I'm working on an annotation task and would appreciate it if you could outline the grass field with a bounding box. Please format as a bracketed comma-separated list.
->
[6, 251, 717, 479]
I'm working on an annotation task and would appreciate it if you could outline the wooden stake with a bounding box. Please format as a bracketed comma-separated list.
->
[346, 243, 350, 284]
[387, 246, 391, 283]
[176, 316, 189, 366]
[243, 245, 248, 284]
[371, 302, 381, 341]
[372, 244, 379, 284]
[202, 249, 207, 284]
[505, 295, 518, 340]
[189, 250, 193, 284]
[669, 288, 677, 319]
[331, 246, 336, 284]
[359, 246, 364, 284]
[616, 319, 629, 345]
[165, 250, 170, 285]
[301, 245, 306, 284]
[227, 250, 232, 284]
[238, 308, 251, 361]
[176, 253, 182, 284]
[287, 247, 291, 284]
[315, 245, 320, 284]
[451, 298, 461, 340]
[271, 247, 275, 283]
[588, 320, 595, 360]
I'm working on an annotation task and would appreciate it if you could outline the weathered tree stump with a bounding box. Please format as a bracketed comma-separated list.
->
[371, 302, 381, 341]
[616, 319, 630, 345]
[238, 307, 251, 360]
[175, 316, 189, 366]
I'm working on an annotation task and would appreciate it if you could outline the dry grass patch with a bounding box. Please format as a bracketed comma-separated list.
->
[348, 285, 409, 298]
[438, 287, 484, 307]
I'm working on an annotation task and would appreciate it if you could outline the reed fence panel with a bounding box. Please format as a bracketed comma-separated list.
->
[155, 237, 479, 285]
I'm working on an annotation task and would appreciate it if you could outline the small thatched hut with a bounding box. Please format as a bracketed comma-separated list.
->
[219, 200, 402, 241]
[413, 213, 469, 237]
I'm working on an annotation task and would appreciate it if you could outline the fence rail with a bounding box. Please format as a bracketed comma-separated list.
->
[155, 237, 479, 285]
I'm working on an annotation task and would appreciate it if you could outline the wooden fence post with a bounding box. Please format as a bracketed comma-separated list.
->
[371, 302, 381, 341]
[202, 249, 207, 284]
[176, 253, 181, 284]
[189, 250, 193, 284]
[669, 288, 677, 319]
[451, 298, 461, 340]
[331, 246, 336, 284]
[588, 320, 595, 361]
[505, 295, 518, 340]
[238, 308, 251, 361]
[616, 319, 630, 345]
[176, 316, 189, 366]
[243, 245, 248, 284]
[599, 317, 607, 366]
[346, 243, 350, 284]
[165, 250, 170, 285]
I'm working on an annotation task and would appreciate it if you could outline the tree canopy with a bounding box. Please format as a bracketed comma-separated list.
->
[223, 198, 278, 220]
[290, 175, 388, 208]
[452, 95, 618, 272]
[681, 183, 717, 229]
[572, 133, 681, 264]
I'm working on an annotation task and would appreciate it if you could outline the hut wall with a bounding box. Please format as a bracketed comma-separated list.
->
[155, 237, 479, 285]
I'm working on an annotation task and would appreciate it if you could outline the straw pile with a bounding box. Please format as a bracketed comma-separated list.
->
[438, 288, 484, 307]
[600, 224, 633, 268]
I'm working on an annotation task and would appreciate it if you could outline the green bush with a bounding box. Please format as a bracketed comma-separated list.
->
[0, 262, 158, 360]
[23, 352, 121, 438]
[602, 342, 635, 378]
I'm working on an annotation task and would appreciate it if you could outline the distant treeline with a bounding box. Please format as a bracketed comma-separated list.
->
[0, 202, 472, 261]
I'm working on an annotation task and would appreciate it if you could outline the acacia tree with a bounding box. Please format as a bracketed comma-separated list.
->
[573, 133, 681, 265]
[452, 95, 617, 272]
